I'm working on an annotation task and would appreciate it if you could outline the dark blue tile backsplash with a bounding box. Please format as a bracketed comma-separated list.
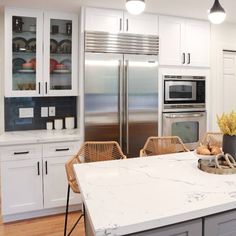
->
[5, 97, 77, 131]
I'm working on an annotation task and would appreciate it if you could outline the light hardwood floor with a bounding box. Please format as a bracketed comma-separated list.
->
[0, 211, 85, 236]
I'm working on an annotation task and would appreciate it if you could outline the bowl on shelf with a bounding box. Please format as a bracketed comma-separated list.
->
[55, 63, 67, 70]
[22, 62, 33, 69]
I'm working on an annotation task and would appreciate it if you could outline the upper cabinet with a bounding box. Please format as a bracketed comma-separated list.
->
[85, 8, 123, 33]
[159, 16, 210, 67]
[85, 7, 158, 35]
[4, 8, 78, 97]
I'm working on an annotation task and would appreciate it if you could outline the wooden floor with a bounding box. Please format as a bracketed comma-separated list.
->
[0, 211, 85, 236]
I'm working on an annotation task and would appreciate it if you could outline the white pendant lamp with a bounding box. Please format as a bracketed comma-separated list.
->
[126, 0, 146, 15]
[208, 0, 226, 24]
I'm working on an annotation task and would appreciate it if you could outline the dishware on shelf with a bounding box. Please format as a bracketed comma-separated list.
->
[17, 83, 36, 90]
[60, 59, 71, 70]
[52, 69, 71, 74]
[29, 58, 36, 70]
[46, 122, 53, 130]
[65, 117, 75, 129]
[58, 39, 71, 53]
[12, 58, 26, 73]
[54, 119, 63, 130]
[27, 38, 36, 52]
[55, 63, 67, 70]
[22, 62, 33, 69]
[50, 39, 58, 53]
[17, 69, 36, 73]
[12, 37, 27, 52]
[50, 58, 58, 72]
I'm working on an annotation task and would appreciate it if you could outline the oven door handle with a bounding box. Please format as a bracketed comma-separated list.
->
[164, 113, 204, 119]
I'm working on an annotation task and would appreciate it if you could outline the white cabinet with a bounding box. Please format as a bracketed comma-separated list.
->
[1, 158, 43, 215]
[123, 12, 158, 35]
[0, 141, 81, 216]
[159, 16, 210, 67]
[85, 8, 123, 33]
[85, 7, 158, 35]
[42, 141, 81, 209]
[4, 7, 78, 97]
[43, 156, 79, 208]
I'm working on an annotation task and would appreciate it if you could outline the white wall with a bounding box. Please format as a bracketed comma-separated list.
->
[0, 10, 4, 134]
[210, 22, 236, 131]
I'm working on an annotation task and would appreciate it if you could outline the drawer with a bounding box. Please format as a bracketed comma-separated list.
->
[0, 144, 42, 161]
[43, 141, 81, 158]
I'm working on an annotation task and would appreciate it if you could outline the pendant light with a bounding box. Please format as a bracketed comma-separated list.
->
[125, 0, 146, 15]
[208, 0, 226, 24]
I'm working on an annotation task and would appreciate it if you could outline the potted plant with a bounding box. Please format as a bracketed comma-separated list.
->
[217, 111, 236, 160]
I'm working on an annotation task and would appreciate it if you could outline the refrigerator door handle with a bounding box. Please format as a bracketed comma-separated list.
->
[125, 60, 129, 154]
[118, 59, 123, 148]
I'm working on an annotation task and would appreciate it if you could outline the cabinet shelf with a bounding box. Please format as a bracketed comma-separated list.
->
[13, 30, 36, 35]
[13, 51, 36, 55]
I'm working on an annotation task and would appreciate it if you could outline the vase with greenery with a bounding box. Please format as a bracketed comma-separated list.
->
[217, 111, 236, 160]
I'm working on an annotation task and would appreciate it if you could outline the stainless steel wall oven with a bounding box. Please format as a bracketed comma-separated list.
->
[163, 75, 205, 112]
[162, 75, 206, 150]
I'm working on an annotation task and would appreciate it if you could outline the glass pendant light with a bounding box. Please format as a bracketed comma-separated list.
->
[126, 0, 146, 15]
[208, 0, 226, 24]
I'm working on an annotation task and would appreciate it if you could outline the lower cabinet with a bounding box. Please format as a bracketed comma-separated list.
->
[0, 141, 81, 217]
[1, 158, 43, 215]
[204, 210, 236, 236]
[128, 219, 202, 236]
[43, 156, 79, 209]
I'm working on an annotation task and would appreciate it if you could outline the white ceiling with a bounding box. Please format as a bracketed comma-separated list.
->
[1, 0, 236, 23]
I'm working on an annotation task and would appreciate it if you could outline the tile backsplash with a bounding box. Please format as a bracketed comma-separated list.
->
[5, 97, 77, 131]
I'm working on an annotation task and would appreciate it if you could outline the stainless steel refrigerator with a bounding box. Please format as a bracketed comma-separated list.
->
[84, 32, 159, 157]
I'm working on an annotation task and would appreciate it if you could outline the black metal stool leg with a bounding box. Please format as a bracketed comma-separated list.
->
[67, 213, 84, 236]
[64, 184, 71, 236]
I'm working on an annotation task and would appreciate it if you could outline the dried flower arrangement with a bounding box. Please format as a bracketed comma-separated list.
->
[217, 111, 236, 136]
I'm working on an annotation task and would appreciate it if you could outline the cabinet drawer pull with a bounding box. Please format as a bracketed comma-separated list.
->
[55, 148, 70, 152]
[37, 162, 40, 176]
[14, 151, 29, 155]
[45, 161, 48, 175]
[188, 53, 191, 64]
[38, 82, 41, 94]
[182, 53, 186, 64]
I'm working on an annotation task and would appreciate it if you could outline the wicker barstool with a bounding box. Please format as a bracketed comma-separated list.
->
[64, 141, 126, 236]
[140, 136, 189, 157]
[201, 132, 223, 148]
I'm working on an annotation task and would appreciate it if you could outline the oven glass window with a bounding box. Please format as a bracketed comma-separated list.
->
[172, 121, 199, 143]
[169, 85, 192, 99]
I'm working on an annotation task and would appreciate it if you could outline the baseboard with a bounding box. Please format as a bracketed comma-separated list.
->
[2, 204, 82, 223]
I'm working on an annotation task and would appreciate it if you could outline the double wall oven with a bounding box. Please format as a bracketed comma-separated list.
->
[162, 75, 206, 150]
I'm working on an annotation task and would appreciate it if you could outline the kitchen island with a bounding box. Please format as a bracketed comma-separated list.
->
[74, 152, 236, 236]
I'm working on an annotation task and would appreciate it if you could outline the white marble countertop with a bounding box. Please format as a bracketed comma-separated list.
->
[0, 129, 81, 146]
[74, 152, 236, 236]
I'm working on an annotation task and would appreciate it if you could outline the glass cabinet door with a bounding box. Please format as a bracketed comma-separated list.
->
[44, 13, 78, 96]
[5, 8, 43, 97]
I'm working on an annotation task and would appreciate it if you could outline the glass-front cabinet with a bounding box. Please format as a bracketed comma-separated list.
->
[5, 8, 78, 97]
[43, 12, 78, 96]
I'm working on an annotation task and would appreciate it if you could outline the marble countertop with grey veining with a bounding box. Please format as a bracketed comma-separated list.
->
[74, 152, 236, 236]
[0, 129, 81, 146]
